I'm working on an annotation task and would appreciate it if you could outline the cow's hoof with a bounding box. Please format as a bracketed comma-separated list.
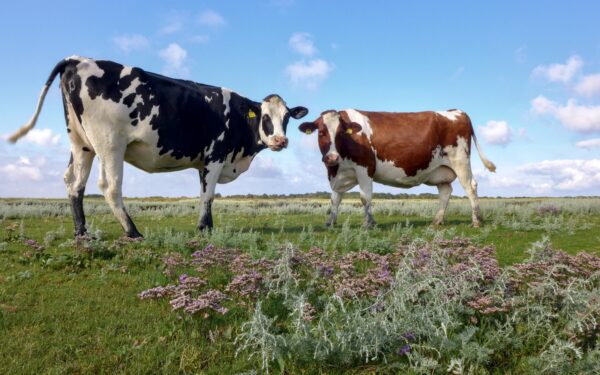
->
[198, 224, 213, 232]
[362, 221, 376, 229]
[432, 220, 444, 227]
[126, 231, 144, 239]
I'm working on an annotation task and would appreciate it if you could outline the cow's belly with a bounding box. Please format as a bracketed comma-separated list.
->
[373, 158, 453, 188]
[218, 155, 254, 184]
[124, 141, 200, 172]
[330, 167, 358, 192]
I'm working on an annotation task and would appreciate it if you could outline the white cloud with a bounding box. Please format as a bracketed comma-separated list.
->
[190, 34, 210, 44]
[518, 159, 600, 191]
[159, 13, 186, 35]
[159, 43, 189, 78]
[515, 46, 527, 64]
[285, 59, 334, 90]
[576, 138, 600, 149]
[14, 128, 61, 146]
[112, 34, 149, 53]
[532, 55, 583, 83]
[289, 32, 317, 56]
[198, 10, 226, 27]
[531, 95, 600, 133]
[575, 73, 600, 97]
[477, 120, 513, 145]
[0, 156, 46, 182]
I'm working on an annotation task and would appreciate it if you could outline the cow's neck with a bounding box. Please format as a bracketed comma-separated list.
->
[223, 97, 266, 159]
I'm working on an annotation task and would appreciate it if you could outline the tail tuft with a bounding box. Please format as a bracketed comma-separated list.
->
[472, 133, 496, 172]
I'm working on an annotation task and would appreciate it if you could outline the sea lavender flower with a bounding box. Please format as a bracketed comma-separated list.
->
[138, 285, 178, 299]
[398, 344, 411, 356]
[184, 290, 229, 315]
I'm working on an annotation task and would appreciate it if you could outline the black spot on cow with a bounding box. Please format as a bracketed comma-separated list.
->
[262, 114, 274, 136]
[123, 93, 136, 107]
[61, 61, 84, 124]
[67, 128, 71, 133]
[282, 112, 291, 133]
[85, 60, 125, 103]
[131, 119, 139, 126]
[82, 146, 91, 152]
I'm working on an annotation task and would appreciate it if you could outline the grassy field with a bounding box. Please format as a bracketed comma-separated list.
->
[1, 196, 599, 374]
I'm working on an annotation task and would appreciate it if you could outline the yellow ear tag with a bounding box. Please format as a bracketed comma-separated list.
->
[305, 129, 313, 135]
[248, 110, 256, 119]
[346, 128, 353, 135]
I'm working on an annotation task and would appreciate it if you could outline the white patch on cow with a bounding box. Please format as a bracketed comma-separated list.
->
[322, 111, 341, 158]
[329, 160, 359, 192]
[219, 149, 254, 183]
[443, 136, 470, 161]
[216, 131, 225, 141]
[204, 95, 213, 103]
[120, 77, 142, 100]
[373, 146, 453, 188]
[204, 140, 216, 156]
[436, 109, 464, 121]
[222, 88, 231, 128]
[119, 66, 133, 78]
[344, 109, 373, 140]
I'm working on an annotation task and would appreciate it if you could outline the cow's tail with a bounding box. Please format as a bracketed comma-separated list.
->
[472, 132, 496, 172]
[7, 59, 71, 143]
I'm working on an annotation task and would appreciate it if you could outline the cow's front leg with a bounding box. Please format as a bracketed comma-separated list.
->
[198, 163, 223, 231]
[326, 191, 343, 227]
[356, 168, 376, 228]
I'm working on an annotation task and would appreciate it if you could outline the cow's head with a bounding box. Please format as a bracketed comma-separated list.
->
[256, 94, 308, 151]
[298, 110, 362, 166]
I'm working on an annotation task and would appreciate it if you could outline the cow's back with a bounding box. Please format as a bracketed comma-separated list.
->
[358, 110, 473, 181]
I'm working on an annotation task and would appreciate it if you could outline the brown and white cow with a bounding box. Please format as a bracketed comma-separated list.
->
[299, 109, 496, 227]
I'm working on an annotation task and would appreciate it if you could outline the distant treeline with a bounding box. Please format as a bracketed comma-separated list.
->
[216, 192, 462, 200]
[80, 193, 599, 200]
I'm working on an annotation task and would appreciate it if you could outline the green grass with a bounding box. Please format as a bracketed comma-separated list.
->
[1, 196, 599, 374]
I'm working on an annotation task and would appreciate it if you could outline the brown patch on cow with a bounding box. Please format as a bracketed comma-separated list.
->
[338, 111, 377, 177]
[356, 110, 473, 177]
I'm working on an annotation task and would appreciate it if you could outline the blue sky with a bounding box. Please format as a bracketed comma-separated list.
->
[1, 1, 599, 198]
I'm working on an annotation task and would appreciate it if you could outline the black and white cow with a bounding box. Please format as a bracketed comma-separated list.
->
[9, 56, 308, 237]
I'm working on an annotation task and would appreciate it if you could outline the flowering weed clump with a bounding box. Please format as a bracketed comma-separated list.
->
[138, 237, 600, 373]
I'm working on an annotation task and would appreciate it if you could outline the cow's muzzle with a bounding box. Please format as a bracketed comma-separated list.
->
[268, 135, 288, 151]
[322, 153, 340, 166]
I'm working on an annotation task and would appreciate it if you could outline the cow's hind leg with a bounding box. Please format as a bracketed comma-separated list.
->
[448, 159, 483, 227]
[198, 162, 224, 231]
[97, 153, 142, 238]
[425, 166, 457, 226]
[433, 183, 452, 226]
[64, 148, 94, 236]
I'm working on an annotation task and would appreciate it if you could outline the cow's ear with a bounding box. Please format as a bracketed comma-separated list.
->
[298, 122, 318, 135]
[245, 103, 261, 124]
[343, 122, 362, 135]
[289, 106, 309, 119]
